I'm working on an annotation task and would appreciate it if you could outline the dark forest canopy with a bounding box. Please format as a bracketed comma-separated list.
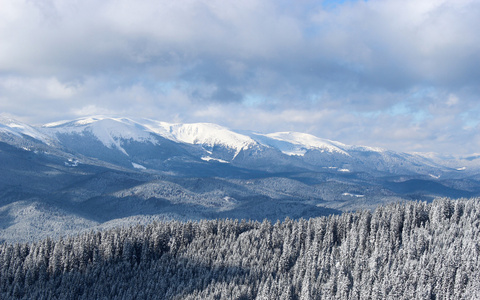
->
[1, 198, 480, 299]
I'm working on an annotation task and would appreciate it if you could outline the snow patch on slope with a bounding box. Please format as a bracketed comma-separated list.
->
[132, 162, 146, 170]
[201, 156, 229, 163]
[252, 131, 350, 156]
[342, 193, 364, 198]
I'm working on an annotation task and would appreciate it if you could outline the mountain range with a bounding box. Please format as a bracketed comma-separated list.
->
[1, 115, 480, 242]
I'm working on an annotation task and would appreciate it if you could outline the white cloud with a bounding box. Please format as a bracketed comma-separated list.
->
[0, 76, 78, 101]
[446, 94, 459, 107]
[0, 0, 479, 154]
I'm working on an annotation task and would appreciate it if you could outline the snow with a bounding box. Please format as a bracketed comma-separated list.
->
[253, 131, 350, 156]
[347, 145, 385, 152]
[44, 117, 100, 127]
[132, 163, 147, 170]
[0, 116, 53, 144]
[14, 115, 420, 169]
[201, 156, 229, 163]
[37, 117, 392, 160]
[43, 120, 70, 128]
[65, 159, 79, 167]
[342, 193, 364, 198]
[457, 167, 466, 171]
[42, 117, 260, 158]
[133, 119, 176, 140]
[142, 120, 257, 155]
[42, 117, 159, 155]
[429, 174, 440, 179]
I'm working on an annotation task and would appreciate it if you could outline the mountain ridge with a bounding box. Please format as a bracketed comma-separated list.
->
[2, 115, 480, 242]
[2, 115, 471, 175]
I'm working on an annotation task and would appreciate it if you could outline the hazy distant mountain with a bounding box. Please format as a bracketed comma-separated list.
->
[1, 115, 480, 242]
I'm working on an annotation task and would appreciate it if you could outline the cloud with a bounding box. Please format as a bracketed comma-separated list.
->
[0, 0, 479, 154]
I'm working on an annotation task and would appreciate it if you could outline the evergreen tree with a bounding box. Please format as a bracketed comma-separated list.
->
[1, 197, 480, 299]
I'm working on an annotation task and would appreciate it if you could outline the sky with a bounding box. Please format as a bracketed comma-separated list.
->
[1, 0, 480, 155]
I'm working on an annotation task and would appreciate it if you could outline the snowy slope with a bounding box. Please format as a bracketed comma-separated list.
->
[142, 120, 258, 155]
[0, 115, 53, 145]
[251, 131, 350, 156]
[42, 117, 160, 155]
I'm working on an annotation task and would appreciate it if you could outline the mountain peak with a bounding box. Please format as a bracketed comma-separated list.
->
[42, 116, 158, 155]
[145, 121, 258, 154]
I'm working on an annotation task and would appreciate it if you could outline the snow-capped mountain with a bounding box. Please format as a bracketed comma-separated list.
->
[0, 115, 54, 146]
[43, 117, 258, 154]
[0, 115, 467, 176]
[43, 117, 160, 156]
[2, 115, 480, 243]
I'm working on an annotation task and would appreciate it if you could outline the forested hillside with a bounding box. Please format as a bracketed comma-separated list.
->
[1, 198, 479, 299]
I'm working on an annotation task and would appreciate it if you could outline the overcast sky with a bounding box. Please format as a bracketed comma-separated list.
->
[1, 0, 479, 154]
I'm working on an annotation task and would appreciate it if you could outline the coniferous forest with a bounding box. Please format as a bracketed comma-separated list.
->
[1, 198, 480, 299]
